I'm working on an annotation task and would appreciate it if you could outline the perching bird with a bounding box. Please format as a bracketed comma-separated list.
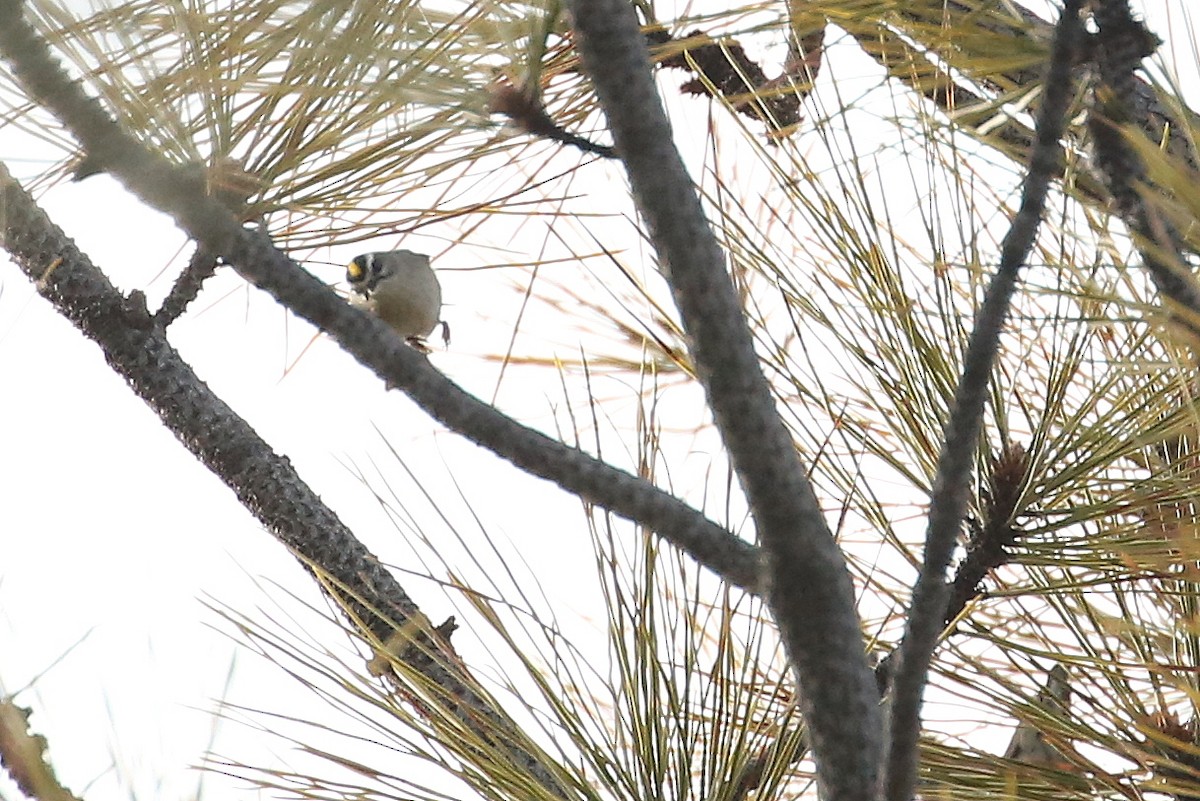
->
[346, 250, 448, 347]
[1003, 664, 1073, 766]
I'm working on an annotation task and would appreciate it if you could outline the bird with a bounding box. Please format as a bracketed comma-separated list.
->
[1003, 664, 1073, 768]
[346, 250, 448, 348]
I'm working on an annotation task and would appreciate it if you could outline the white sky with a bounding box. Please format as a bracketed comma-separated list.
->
[2, 1, 1197, 800]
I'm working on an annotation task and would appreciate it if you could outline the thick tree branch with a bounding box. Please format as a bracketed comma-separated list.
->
[0, 0, 760, 594]
[565, 1, 881, 799]
[883, 4, 1084, 800]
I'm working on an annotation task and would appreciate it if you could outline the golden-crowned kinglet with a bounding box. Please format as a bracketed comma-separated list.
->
[346, 250, 448, 347]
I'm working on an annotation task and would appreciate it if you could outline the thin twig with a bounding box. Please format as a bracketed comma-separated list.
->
[155, 244, 220, 327]
[488, 78, 617, 158]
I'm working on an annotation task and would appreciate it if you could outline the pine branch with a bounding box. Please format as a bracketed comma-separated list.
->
[1088, 0, 1200, 332]
[884, 4, 1085, 799]
[0, 158, 579, 798]
[845, 0, 1198, 210]
[0, 0, 761, 595]
[488, 78, 617, 158]
[566, 1, 882, 798]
